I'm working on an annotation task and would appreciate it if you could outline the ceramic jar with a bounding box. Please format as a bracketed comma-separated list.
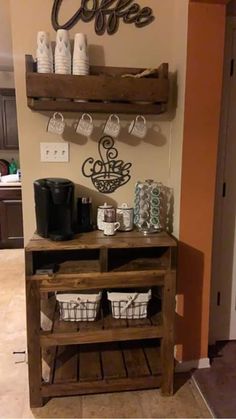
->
[116, 203, 133, 231]
[97, 203, 114, 230]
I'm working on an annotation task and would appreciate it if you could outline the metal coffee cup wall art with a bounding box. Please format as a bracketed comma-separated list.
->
[52, 0, 155, 36]
[82, 136, 132, 194]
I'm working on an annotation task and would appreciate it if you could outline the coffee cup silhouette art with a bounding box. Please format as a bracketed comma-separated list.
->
[82, 136, 132, 194]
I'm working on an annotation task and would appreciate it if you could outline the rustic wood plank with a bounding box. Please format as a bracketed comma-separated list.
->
[26, 72, 169, 103]
[42, 347, 57, 384]
[25, 251, 43, 408]
[27, 98, 166, 115]
[79, 345, 102, 382]
[26, 230, 177, 252]
[100, 247, 108, 273]
[42, 376, 161, 398]
[36, 270, 165, 293]
[54, 346, 78, 384]
[127, 318, 151, 327]
[103, 313, 128, 329]
[161, 270, 176, 396]
[101, 344, 126, 379]
[122, 344, 150, 378]
[40, 324, 162, 347]
[144, 345, 162, 376]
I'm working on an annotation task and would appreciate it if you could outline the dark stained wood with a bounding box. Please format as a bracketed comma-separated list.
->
[144, 345, 162, 376]
[0, 188, 21, 200]
[122, 344, 150, 377]
[36, 270, 165, 293]
[26, 72, 168, 102]
[54, 346, 78, 383]
[100, 247, 108, 273]
[0, 187, 23, 249]
[25, 230, 176, 406]
[0, 88, 19, 150]
[25, 55, 169, 107]
[25, 251, 43, 407]
[40, 323, 163, 347]
[42, 346, 57, 384]
[101, 343, 126, 379]
[27, 98, 167, 115]
[79, 346, 102, 382]
[42, 375, 161, 397]
[26, 230, 177, 251]
[161, 270, 176, 396]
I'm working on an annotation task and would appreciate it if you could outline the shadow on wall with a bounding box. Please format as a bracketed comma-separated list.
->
[175, 242, 204, 362]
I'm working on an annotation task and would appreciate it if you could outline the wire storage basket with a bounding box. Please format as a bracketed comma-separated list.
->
[56, 291, 102, 322]
[107, 290, 152, 319]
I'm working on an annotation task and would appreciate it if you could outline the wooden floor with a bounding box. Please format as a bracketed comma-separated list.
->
[0, 249, 212, 418]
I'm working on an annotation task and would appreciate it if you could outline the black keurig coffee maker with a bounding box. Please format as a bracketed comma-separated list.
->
[34, 178, 74, 241]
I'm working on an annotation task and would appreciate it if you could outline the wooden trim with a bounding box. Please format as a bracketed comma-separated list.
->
[41, 376, 161, 398]
[40, 325, 163, 347]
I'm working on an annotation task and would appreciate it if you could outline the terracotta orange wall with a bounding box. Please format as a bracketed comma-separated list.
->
[176, 1, 226, 361]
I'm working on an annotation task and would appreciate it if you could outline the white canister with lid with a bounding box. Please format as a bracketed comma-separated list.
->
[97, 203, 113, 231]
[116, 203, 134, 231]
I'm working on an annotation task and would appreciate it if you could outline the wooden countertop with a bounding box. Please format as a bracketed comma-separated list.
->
[26, 230, 177, 251]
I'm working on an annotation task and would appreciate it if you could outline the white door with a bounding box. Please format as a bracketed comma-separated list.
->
[210, 18, 236, 342]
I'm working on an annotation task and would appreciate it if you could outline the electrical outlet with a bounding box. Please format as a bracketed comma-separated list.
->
[40, 142, 69, 162]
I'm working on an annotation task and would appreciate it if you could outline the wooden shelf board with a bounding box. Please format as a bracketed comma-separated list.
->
[25, 55, 169, 115]
[26, 230, 177, 252]
[40, 311, 163, 347]
[28, 98, 166, 115]
[34, 270, 166, 292]
[41, 341, 162, 397]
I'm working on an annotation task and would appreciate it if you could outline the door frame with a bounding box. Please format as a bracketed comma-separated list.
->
[210, 16, 236, 344]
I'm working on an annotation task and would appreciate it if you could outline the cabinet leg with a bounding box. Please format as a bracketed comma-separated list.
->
[161, 270, 176, 396]
[26, 280, 43, 408]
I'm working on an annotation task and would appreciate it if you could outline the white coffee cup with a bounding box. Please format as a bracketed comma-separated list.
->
[103, 221, 120, 236]
[76, 113, 93, 137]
[47, 113, 65, 135]
[129, 115, 147, 139]
[103, 114, 120, 138]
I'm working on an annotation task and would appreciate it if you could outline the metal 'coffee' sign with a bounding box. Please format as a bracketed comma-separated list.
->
[52, 0, 155, 35]
[82, 136, 132, 193]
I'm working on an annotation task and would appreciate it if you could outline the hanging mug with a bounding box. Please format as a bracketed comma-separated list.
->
[76, 113, 93, 137]
[129, 115, 147, 139]
[47, 113, 65, 135]
[103, 114, 120, 138]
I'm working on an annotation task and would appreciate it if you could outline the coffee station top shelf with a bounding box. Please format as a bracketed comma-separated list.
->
[25, 55, 169, 114]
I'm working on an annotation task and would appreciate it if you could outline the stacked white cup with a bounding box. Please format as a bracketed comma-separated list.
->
[55, 30, 71, 74]
[73, 33, 89, 75]
[36, 31, 53, 73]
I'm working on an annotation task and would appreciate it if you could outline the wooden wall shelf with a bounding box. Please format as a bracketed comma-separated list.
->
[25, 55, 169, 114]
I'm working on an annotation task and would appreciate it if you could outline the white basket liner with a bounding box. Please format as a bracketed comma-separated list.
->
[56, 292, 102, 303]
[56, 292, 102, 322]
[107, 290, 151, 319]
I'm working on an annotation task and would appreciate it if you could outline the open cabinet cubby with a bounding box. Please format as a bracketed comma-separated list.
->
[25, 55, 169, 114]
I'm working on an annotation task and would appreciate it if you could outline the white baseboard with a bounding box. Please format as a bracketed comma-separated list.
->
[175, 357, 210, 372]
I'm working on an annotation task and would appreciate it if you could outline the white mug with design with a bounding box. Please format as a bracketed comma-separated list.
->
[103, 221, 120, 236]
[129, 115, 147, 139]
[76, 113, 93, 137]
[103, 114, 120, 138]
[47, 113, 65, 135]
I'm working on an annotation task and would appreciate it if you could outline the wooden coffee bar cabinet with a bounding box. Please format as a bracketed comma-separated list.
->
[24, 54, 176, 407]
[25, 230, 177, 407]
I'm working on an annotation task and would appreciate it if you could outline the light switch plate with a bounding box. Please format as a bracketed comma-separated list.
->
[40, 142, 69, 162]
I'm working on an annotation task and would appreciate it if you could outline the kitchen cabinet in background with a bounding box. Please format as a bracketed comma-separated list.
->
[0, 89, 19, 150]
[0, 186, 23, 248]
